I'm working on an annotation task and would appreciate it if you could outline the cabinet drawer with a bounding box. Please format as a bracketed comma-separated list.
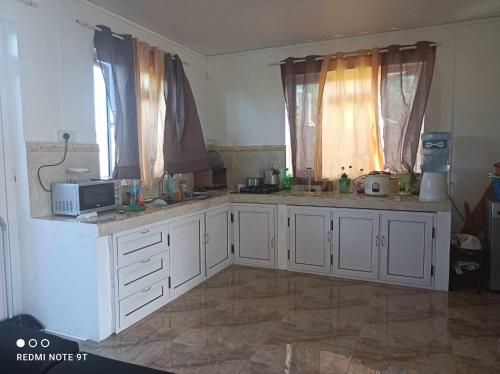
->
[118, 278, 169, 331]
[117, 251, 169, 299]
[116, 226, 167, 268]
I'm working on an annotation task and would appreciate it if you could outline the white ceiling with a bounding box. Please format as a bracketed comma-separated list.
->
[89, 0, 500, 56]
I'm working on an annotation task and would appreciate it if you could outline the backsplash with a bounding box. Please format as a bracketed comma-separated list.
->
[210, 145, 286, 188]
[26, 142, 100, 218]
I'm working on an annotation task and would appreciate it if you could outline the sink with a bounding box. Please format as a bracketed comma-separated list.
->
[147, 193, 212, 206]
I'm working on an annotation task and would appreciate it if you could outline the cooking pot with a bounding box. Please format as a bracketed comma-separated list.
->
[263, 168, 280, 185]
[246, 177, 263, 187]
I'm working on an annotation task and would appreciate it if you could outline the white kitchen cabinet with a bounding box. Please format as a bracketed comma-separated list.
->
[233, 204, 276, 268]
[169, 212, 206, 298]
[113, 223, 169, 332]
[288, 206, 331, 274]
[331, 209, 379, 280]
[380, 211, 434, 287]
[205, 204, 231, 277]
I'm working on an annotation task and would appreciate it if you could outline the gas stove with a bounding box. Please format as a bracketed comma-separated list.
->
[239, 185, 280, 194]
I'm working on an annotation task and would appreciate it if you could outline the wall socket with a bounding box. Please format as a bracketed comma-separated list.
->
[57, 130, 76, 143]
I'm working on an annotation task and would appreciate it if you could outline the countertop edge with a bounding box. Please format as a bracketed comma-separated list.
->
[37, 193, 452, 237]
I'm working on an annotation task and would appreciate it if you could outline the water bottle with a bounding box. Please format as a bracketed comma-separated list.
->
[130, 180, 141, 206]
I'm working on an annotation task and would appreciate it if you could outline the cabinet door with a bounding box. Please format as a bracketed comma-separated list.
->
[233, 204, 275, 268]
[289, 206, 331, 274]
[380, 211, 434, 287]
[332, 209, 379, 280]
[169, 212, 205, 297]
[205, 205, 231, 277]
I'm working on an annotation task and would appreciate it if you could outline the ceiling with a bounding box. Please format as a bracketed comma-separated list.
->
[89, 0, 500, 56]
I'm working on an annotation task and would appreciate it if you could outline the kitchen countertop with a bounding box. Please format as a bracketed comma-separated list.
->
[38, 190, 451, 237]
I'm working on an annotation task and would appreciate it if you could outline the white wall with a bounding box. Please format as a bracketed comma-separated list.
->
[0, 0, 208, 320]
[206, 18, 500, 231]
[0, 0, 209, 144]
[206, 23, 456, 145]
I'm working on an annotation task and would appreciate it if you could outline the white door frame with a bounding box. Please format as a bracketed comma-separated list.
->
[0, 18, 23, 317]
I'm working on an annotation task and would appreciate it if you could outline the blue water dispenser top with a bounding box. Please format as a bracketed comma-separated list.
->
[420, 132, 452, 172]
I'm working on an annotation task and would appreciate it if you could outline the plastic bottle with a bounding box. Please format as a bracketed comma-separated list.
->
[130, 180, 140, 206]
[166, 174, 176, 198]
[282, 168, 292, 190]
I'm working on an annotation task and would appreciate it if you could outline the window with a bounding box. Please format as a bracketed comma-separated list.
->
[93, 62, 115, 178]
[285, 67, 424, 177]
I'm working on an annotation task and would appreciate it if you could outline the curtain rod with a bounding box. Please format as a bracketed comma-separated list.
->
[268, 42, 438, 66]
[75, 19, 189, 65]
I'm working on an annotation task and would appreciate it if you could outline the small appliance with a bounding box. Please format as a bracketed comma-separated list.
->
[364, 172, 391, 196]
[51, 180, 118, 216]
[419, 132, 451, 201]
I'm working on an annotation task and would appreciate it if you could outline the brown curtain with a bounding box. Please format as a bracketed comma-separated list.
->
[281, 56, 322, 178]
[163, 54, 209, 174]
[94, 26, 140, 179]
[316, 50, 384, 179]
[133, 39, 165, 190]
[380, 41, 436, 173]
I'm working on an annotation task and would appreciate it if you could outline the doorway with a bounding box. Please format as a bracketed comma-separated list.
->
[0, 18, 23, 319]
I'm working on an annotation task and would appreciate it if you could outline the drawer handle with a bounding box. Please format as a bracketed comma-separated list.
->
[140, 258, 151, 264]
[140, 229, 150, 234]
[141, 286, 152, 293]
[381, 236, 385, 247]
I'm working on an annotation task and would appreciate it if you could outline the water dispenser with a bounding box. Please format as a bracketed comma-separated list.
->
[419, 132, 451, 201]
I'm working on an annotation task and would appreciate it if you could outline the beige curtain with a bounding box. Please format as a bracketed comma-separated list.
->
[316, 49, 384, 180]
[133, 39, 165, 190]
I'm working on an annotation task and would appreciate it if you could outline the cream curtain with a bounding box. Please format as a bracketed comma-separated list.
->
[316, 49, 384, 180]
[133, 39, 165, 190]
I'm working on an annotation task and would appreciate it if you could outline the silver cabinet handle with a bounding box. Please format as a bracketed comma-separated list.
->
[206, 233, 210, 244]
[376, 235, 380, 247]
[140, 229, 150, 234]
[141, 286, 152, 293]
[327, 231, 331, 242]
[140, 258, 151, 264]
[271, 237, 275, 248]
[381, 236, 386, 247]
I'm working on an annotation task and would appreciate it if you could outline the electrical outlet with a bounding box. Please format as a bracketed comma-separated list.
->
[57, 130, 76, 143]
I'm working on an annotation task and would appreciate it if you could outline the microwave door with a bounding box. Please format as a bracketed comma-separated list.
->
[78, 183, 116, 213]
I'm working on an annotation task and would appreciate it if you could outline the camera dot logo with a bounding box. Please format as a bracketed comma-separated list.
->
[16, 339, 25, 348]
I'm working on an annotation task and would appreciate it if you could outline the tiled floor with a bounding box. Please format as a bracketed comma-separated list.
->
[81, 265, 500, 373]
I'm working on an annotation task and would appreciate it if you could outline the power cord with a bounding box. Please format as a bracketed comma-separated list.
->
[37, 133, 70, 192]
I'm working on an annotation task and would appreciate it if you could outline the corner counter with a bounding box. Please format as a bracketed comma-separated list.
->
[38, 190, 451, 237]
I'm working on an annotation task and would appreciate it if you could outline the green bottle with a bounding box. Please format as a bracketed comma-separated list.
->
[282, 168, 292, 190]
[339, 166, 351, 193]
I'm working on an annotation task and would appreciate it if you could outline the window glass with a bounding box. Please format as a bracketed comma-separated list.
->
[93, 62, 115, 178]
